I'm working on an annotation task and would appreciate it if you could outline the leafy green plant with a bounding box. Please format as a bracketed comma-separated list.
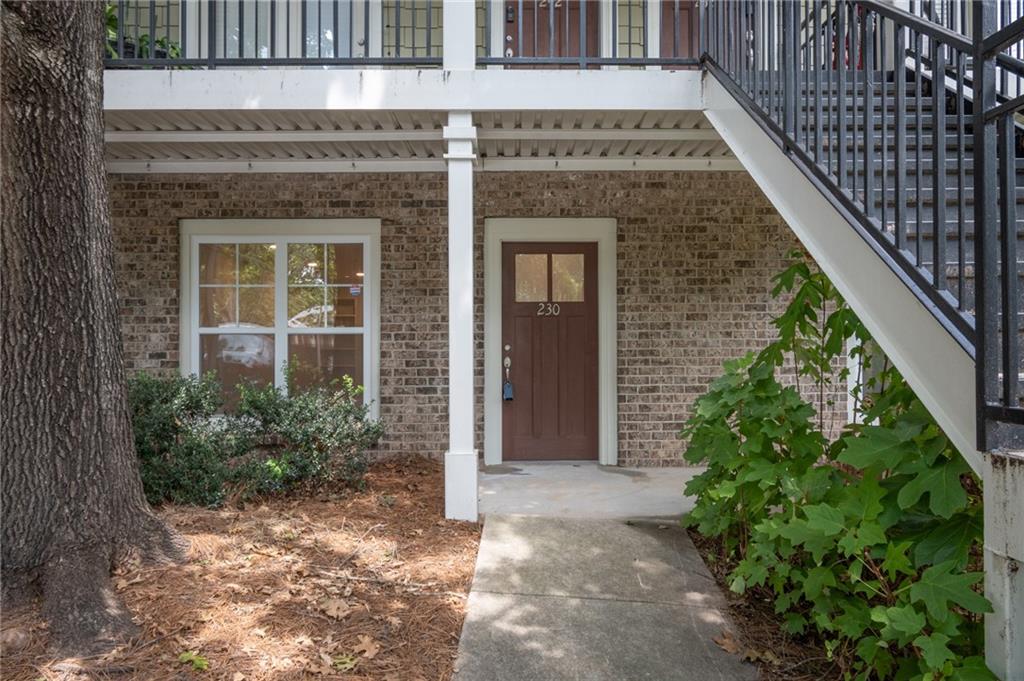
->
[178, 651, 209, 671]
[681, 252, 993, 680]
[128, 370, 384, 507]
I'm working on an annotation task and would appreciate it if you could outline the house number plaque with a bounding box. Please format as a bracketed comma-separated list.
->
[537, 303, 561, 316]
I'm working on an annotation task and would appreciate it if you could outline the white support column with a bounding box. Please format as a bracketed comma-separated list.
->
[645, 0, 661, 69]
[443, 110, 478, 522]
[443, 0, 477, 71]
[985, 450, 1024, 680]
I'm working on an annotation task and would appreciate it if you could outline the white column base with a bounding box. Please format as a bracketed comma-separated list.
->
[984, 450, 1024, 680]
[445, 449, 479, 522]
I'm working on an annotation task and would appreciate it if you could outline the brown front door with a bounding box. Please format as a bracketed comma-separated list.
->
[501, 242, 598, 461]
[503, 0, 600, 65]
[661, 0, 697, 60]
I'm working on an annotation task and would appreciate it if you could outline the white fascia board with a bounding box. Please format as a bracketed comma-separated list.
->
[105, 156, 743, 174]
[703, 74, 981, 474]
[103, 68, 703, 112]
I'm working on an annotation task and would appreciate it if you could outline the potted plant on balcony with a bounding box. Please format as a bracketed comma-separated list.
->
[105, 2, 182, 64]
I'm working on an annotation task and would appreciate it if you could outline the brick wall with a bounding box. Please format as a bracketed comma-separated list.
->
[108, 171, 843, 466]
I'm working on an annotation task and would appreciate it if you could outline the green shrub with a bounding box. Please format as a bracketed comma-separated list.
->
[681, 253, 993, 681]
[127, 371, 384, 507]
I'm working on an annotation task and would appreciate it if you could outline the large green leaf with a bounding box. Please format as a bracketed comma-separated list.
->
[803, 503, 846, 536]
[913, 512, 982, 569]
[897, 456, 969, 518]
[952, 657, 998, 681]
[913, 633, 955, 669]
[838, 426, 916, 470]
[909, 561, 992, 619]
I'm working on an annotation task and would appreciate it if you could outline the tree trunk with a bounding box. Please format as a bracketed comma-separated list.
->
[1, 0, 185, 654]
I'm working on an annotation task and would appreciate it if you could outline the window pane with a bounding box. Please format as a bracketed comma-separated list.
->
[200, 333, 274, 408]
[239, 286, 274, 327]
[199, 287, 236, 327]
[515, 254, 548, 303]
[288, 243, 325, 285]
[199, 244, 236, 285]
[327, 243, 364, 285]
[239, 244, 275, 285]
[289, 334, 364, 395]
[327, 286, 363, 327]
[552, 254, 585, 302]
[288, 287, 326, 328]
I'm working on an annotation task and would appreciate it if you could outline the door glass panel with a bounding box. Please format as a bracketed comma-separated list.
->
[327, 243, 364, 285]
[199, 244, 236, 284]
[200, 333, 275, 408]
[552, 253, 585, 302]
[515, 253, 548, 302]
[289, 334, 364, 397]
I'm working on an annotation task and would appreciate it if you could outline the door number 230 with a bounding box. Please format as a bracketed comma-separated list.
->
[537, 303, 561, 316]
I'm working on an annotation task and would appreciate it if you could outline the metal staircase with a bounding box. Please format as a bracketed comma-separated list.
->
[701, 0, 1024, 460]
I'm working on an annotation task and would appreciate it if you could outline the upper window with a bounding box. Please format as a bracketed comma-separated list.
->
[182, 221, 379, 412]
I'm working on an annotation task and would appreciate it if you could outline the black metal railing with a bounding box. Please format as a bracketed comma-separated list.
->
[702, 0, 1024, 448]
[105, 0, 444, 67]
[477, 0, 700, 68]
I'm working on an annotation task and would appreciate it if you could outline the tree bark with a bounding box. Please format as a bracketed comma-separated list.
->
[1, 0, 185, 654]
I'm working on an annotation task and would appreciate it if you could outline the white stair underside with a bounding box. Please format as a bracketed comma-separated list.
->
[702, 72, 981, 474]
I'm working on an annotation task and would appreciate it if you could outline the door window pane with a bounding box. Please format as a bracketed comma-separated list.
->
[200, 333, 275, 408]
[515, 253, 548, 302]
[327, 243, 364, 284]
[289, 334, 364, 396]
[552, 254, 585, 302]
[328, 286, 363, 327]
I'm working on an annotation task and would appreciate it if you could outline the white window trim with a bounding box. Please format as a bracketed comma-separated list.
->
[483, 218, 618, 466]
[179, 219, 381, 419]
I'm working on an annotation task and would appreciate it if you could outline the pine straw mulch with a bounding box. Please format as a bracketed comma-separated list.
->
[687, 529, 843, 681]
[1, 456, 481, 681]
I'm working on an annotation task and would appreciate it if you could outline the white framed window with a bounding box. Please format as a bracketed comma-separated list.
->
[179, 219, 380, 417]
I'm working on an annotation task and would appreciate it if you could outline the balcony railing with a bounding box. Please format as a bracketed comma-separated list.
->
[103, 0, 701, 69]
[105, 0, 444, 67]
[477, 0, 699, 68]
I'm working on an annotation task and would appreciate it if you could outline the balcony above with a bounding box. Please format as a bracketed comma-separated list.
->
[104, 0, 700, 70]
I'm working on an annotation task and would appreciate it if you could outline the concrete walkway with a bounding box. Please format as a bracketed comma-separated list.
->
[479, 462, 704, 519]
[453, 515, 757, 681]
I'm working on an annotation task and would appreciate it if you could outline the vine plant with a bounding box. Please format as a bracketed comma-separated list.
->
[681, 252, 993, 680]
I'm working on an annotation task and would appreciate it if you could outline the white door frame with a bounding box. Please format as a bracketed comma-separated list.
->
[483, 218, 618, 466]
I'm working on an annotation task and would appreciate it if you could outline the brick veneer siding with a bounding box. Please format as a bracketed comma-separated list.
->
[108, 171, 843, 466]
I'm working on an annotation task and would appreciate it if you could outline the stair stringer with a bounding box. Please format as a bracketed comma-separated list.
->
[703, 73, 981, 474]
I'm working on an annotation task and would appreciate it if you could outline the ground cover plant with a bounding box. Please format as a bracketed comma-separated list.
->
[681, 253, 993, 681]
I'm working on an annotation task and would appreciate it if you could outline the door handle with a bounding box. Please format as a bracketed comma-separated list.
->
[502, 350, 514, 400]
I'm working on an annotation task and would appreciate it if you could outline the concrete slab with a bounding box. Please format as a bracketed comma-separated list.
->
[454, 515, 757, 681]
[455, 592, 755, 681]
[472, 516, 723, 608]
[479, 462, 702, 519]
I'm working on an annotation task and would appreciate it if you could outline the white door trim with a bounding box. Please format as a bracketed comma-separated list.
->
[483, 218, 618, 466]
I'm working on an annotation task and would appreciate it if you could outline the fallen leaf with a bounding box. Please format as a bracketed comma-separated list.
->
[354, 635, 380, 659]
[232, 673, 245, 681]
[713, 630, 742, 655]
[333, 654, 359, 671]
[321, 599, 352, 620]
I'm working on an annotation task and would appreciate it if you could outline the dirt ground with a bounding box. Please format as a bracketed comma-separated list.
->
[1, 457, 481, 681]
[687, 530, 842, 681]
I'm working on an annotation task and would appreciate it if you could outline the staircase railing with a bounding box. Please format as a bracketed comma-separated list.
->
[701, 0, 1024, 449]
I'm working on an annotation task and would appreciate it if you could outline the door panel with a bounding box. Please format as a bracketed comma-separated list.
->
[501, 242, 598, 461]
[503, 0, 600, 66]
[661, 0, 697, 60]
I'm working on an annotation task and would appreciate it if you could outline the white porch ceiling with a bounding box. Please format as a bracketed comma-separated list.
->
[103, 109, 739, 172]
